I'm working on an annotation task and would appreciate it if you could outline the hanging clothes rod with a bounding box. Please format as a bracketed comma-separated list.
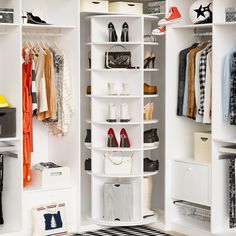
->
[194, 32, 212, 37]
[22, 32, 62, 37]
[219, 154, 236, 160]
[0, 152, 18, 159]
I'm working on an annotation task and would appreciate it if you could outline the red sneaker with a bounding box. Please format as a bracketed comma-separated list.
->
[158, 7, 182, 26]
[152, 26, 166, 36]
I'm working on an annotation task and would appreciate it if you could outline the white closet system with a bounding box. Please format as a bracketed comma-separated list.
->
[0, 0, 235, 236]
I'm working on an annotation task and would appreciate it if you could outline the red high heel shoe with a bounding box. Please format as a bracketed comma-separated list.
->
[120, 128, 131, 148]
[107, 128, 118, 147]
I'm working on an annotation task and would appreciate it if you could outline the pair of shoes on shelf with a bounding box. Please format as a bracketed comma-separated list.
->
[144, 129, 159, 147]
[108, 82, 129, 96]
[144, 102, 154, 120]
[85, 158, 91, 171]
[108, 128, 131, 148]
[86, 85, 91, 95]
[152, 6, 182, 35]
[108, 22, 129, 42]
[144, 83, 157, 95]
[144, 34, 157, 43]
[27, 12, 49, 25]
[107, 103, 130, 123]
[144, 51, 156, 69]
[144, 158, 159, 172]
[85, 129, 91, 147]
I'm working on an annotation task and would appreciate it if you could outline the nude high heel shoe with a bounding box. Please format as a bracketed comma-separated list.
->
[144, 103, 151, 120]
[149, 102, 154, 120]
[107, 82, 117, 95]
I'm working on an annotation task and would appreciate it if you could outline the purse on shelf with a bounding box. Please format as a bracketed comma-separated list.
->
[104, 152, 133, 175]
[105, 45, 132, 69]
[32, 203, 67, 236]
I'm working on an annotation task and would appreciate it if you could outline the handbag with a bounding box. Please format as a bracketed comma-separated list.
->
[32, 203, 67, 236]
[104, 152, 133, 175]
[105, 45, 132, 69]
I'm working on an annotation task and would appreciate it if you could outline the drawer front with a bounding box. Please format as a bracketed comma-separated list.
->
[172, 161, 211, 206]
[109, 2, 143, 14]
[81, 0, 108, 13]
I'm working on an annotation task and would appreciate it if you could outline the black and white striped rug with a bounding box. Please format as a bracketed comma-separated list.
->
[73, 226, 172, 235]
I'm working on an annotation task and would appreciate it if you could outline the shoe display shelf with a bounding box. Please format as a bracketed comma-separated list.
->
[83, 14, 160, 227]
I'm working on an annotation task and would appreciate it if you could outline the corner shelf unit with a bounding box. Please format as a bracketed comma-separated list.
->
[83, 14, 161, 226]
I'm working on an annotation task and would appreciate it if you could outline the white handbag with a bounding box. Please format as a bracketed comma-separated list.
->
[104, 152, 133, 175]
[32, 203, 67, 236]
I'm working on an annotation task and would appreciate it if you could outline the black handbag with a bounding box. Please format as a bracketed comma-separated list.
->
[105, 45, 131, 69]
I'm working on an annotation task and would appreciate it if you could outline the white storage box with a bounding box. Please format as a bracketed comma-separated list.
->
[109, 2, 143, 14]
[194, 132, 212, 163]
[31, 167, 71, 189]
[80, 0, 108, 13]
[104, 152, 132, 175]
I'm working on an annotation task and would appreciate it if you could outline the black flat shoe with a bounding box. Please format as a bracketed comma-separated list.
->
[121, 22, 129, 42]
[85, 158, 91, 171]
[144, 158, 159, 172]
[108, 22, 118, 42]
[27, 12, 48, 25]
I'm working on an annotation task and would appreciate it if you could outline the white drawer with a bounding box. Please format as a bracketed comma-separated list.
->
[172, 161, 211, 206]
[81, 0, 108, 13]
[109, 2, 143, 14]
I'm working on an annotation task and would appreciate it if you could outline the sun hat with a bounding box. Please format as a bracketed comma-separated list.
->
[0, 95, 11, 108]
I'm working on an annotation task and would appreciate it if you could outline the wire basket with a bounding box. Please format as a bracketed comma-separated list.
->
[174, 201, 211, 223]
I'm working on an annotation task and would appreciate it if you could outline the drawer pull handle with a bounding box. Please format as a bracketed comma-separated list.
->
[92, 1, 101, 4]
[50, 172, 62, 176]
[187, 167, 192, 172]
[201, 137, 208, 142]
[128, 4, 135, 7]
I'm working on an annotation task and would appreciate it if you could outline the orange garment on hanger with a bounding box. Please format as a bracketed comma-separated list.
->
[22, 49, 33, 187]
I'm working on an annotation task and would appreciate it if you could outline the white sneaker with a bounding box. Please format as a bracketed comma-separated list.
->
[152, 26, 166, 36]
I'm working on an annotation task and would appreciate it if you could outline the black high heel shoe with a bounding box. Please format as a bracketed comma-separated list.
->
[144, 51, 151, 69]
[121, 22, 129, 42]
[150, 52, 156, 69]
[108, 22, 118, 42]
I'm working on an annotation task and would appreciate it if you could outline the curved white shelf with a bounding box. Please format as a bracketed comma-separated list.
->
[144, 94, 159, 98]
[89, 147, 142, 152]
[86, 42, 142, 45]
[144, 42, 159, 46]
[86, 171, 158, 178]
[86, 120, 143, 125]
[84, 144, 159, 151]
[86, 68, 142, 72]
[143, 145, 159, 151]
[144, 68, 159, 72]
[143, 119, 159, 124]
[87, 95, 142, 99]
[143, 171, 159, 177]
[85, 171, 141, 178]
[89, 214, 158, 227]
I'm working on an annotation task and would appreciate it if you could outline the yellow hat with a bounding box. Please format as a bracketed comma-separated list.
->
[0, 95, 11, 108]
